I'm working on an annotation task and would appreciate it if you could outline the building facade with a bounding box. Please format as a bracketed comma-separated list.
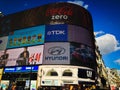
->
[0, 2, 96, 90]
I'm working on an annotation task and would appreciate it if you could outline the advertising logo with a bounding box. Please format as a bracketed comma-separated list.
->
[45, 24, 68, 42]
[46, 5, 73, 22]
[47, 30, 65, 35]
[48, 46, 65, 55]
[43, 43, 70, 64]
[78, 69, 95, 80]
[46, 6, 73, 16]
[45, 46, 68, 61]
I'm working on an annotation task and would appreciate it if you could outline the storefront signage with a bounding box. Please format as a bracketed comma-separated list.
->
[4, 66, 38, 73]
[78, 68, 95, 80]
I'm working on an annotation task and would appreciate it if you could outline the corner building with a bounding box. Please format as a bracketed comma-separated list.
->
[0, 2, 96, 90]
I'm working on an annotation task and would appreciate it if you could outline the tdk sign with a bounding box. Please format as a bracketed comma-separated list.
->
[47, 30, 65, 35]
[45, 24, 68, 42]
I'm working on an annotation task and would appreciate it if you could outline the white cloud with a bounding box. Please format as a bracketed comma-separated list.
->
[96, 33, 120, 55]
[114, 59, 120, 65]
[68, 0, 88, 9]
[94, 31, 105, 36]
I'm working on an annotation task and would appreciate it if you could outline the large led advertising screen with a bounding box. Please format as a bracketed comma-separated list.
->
[0, 45, 43, 66]
[44, 2, 93, 30]
[68, 25, 94, 47]
[45, 24, 68, 42]
[43, 42, 70, 64]
[0, 36, 8, 51]
[0, 2, 93, 36]
[78, 68, 95, 80]
[7, 25, 45, 49]
[70, 42, 96, 69]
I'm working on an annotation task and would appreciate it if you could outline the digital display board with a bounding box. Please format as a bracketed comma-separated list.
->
[70, 42, 95, 69]
[0, 2, 96, 71]
[7, 25, 45, 49]
[43, 42, 70, 64]
[0, 45, 43, 66]
[78, 68, 95, 80]
[45, 24, 68, 42]
[44, 3, 93, 30]
[68, 25, 94, 47]
[4, 65, 38, 73]
[0, 2, 93, 36]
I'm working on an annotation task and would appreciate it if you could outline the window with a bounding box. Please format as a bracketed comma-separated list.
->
[46, 69, 58, 76]
[63, 69, 72, 76]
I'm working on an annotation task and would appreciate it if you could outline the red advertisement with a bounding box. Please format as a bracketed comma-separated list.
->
[0, 45, 43, 66]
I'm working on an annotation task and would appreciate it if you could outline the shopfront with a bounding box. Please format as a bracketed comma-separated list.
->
[1, 65, 38, 90]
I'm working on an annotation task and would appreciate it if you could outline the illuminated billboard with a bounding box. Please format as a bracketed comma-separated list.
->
[45, 24, 68, 42]
[0, 2, 96, 70]
[0, 36, 8, 51]
[68, 25, 94, 47]
[78, 68, 95, 80]
[0, 2, 93, 36]
[7, 25, 45, 49]
[4, 66, 38, 73]
[45, 24, 94, 47]
[44, 3, 93, 30]
[0, 45, 43, 66]
[70, 42, 96, 69]
[43, 42, 70, 64]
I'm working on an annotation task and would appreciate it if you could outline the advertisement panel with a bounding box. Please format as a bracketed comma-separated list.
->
[43, 42, 70, 64]
[0, 2, 93, 36]
[0, 45, 43, 66]
[7, 25, 45, 49]
[44, 3, 93, 30]
[0, 36, 8, 51]
[68, 25, 94, 47]
[70, 42, 95, 69]
[4, 66, 38, 73]
[78, 68, 95, 80]
[45, 24, 68, 42]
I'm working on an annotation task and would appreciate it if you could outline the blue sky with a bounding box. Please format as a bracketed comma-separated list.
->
[0, 0, 120, 69]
